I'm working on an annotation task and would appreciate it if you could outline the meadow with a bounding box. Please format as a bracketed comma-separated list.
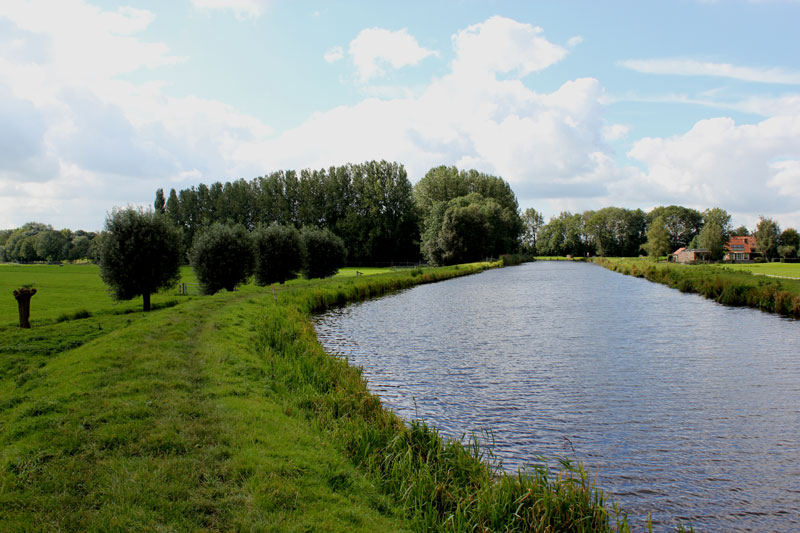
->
[712, 261, 800, 279]
[0, 262, 628, 531]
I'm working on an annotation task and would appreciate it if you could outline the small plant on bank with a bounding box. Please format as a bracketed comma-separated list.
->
[300, 227, 347, 279]
[252, 224, 303, 285]
[190, 223, 254, 294]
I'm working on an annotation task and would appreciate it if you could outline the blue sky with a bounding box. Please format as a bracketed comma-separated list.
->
[2, 0, 800, 231]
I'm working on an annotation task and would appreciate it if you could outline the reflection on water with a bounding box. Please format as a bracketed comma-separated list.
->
[314, 262, 800, 531]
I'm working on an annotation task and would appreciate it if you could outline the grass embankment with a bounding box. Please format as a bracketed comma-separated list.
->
[1, 263, 628, 531]
[592, 257, 800, 318]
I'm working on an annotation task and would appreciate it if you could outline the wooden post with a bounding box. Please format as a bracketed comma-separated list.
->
[13, 287, 37, 329]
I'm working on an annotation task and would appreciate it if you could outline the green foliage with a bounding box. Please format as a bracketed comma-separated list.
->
[520, 207, 544, 254]
[646, 205, 704, 250]
[753, 216, 781, 260]
[731, 225, 750, 237]
[301, 227, 347, 279]
[642, 215, 672, 258]
[252, 224, 303, 285]
[99, 208, 182, 311]
[190, 223, 254, 294]
[779, 228, 799, 249]
[1, 223, 99, 263]
[697, 220, 726, 260]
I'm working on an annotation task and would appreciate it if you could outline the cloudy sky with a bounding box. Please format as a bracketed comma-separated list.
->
[2, 0, 800, 231]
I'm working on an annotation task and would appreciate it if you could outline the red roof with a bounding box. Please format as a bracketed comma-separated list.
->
[671, 247, 686, 255]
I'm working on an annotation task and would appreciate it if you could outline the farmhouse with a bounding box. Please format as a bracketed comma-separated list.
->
[671, 247, 712, 264]
[725, 236, 759, 262]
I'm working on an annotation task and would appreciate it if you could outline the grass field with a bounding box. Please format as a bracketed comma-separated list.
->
[0, 263, 408, 327]
[713, 262, 800, 279]
[0, 261, 628, 531]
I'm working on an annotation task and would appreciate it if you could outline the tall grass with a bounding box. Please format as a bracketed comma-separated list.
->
[254, 263, 629, 531]
[592, 257, 800, 318]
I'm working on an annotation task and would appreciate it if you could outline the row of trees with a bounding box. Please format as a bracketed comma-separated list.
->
[0, 222, 101, 263]
[99, 208, 347, 311]
[157, 162, 525, 266]
[157, 160, 418, 264]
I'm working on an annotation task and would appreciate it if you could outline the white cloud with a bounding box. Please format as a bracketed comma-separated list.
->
[0, 0, 273, 230]
[602, 123, 630, 141]
[348, 27, 437, 83]
[324, 45, 344, 63]
[620, 58, 800, 84]
[191, 0, 270, 20]
[567, 35, 583, 47]
[450, 16, 567, 79]
[625, 115, 800, 221]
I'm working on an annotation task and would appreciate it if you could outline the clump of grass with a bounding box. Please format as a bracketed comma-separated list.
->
[55, 309, 92, 323]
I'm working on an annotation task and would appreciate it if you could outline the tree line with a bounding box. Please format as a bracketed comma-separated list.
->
[0, 222, 101, 263]
[157, 162, 525, 266]
[525, 204, 798, 260]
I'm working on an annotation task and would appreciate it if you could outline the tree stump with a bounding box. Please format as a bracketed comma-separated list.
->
[13, 287, 37, 329]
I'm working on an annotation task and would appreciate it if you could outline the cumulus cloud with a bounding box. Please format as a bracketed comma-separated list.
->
[602, 123, 630, 141]
[191, 0, 270, 20]
[324, 45, 344, 63]
[348, 27, 437, 83]
[620, 58, 800, 85]
[0, 0, 273, 230]
[625, 115, 800, 220]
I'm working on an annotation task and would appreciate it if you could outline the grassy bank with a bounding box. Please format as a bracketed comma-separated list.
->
[2, 262, 628, 531]
[592, 257, 800, 318]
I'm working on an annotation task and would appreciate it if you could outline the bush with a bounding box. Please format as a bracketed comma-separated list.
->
[300, 227, 347, 279]
[252, 224, 303, 285]
[190, 223, 254, 294]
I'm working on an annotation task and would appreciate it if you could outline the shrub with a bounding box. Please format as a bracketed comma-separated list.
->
[252, 224, 303, 285]
[190, 223, 254, 294]
[300, 227, 347, 279]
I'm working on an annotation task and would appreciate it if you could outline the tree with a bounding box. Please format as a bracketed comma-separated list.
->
[646, 206, 703, 250]
[731, 225, 749, 237]
[190, 223, 254, 294]
[35, 230, 67, 262]
[778, 227, 798, 258]
[301, 227, 346, 279]
[697, 221, 726, 261]
[154, 188, 166, 214]
[753, 216, 781, 260]
[521, 208, 544, 254]
[99, 207, 182, 312]
[642, 215, 671, 259]
[252, 224, 303, 285]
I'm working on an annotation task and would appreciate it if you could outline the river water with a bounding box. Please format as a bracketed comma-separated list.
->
[313, 261, 800, 531]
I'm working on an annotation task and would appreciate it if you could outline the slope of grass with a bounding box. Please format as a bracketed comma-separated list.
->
[593, 257, 800, 318]
[712, 261, 800, 279]
[1, 262, 629, 531]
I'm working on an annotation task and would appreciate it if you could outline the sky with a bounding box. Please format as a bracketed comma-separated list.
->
[1, 0, 800, 232]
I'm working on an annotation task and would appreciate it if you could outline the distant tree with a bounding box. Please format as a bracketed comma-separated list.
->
[521, 208, 544, 254]
[301, 227, 346, 279]
[778, 245, 797, 259]
[190, 223, 254, 294]
[642, 215, 672, 259]
[779, 228, 799, 249]
[753, 216, 781, 260]
[99, 207, 182, 312]
[68, 235, 93, 261]
[35, 230, 68, 262]
[252, 224, 303, 285]
[154, 188, 166, 214]
[731, 225, 750, 237]
[702, 207, 731, 243]
[646, 206, 703, 250]
[697, 221, 726, 261]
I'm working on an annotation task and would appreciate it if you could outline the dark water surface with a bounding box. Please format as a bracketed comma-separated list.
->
[313, 262, 800, 531]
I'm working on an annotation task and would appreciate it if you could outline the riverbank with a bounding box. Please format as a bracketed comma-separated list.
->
[1, 263, 628, 531]
[592, 257, 800, 318]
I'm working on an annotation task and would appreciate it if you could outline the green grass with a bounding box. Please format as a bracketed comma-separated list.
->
[1, 261, 628, 531]
[593, 257, 800, 318]
[711, 261, 800, 279]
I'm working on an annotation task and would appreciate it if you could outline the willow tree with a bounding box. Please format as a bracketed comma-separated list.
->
[99, 207, 182, 312]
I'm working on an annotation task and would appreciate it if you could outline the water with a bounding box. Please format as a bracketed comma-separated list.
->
[313, 262, 800, 531]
